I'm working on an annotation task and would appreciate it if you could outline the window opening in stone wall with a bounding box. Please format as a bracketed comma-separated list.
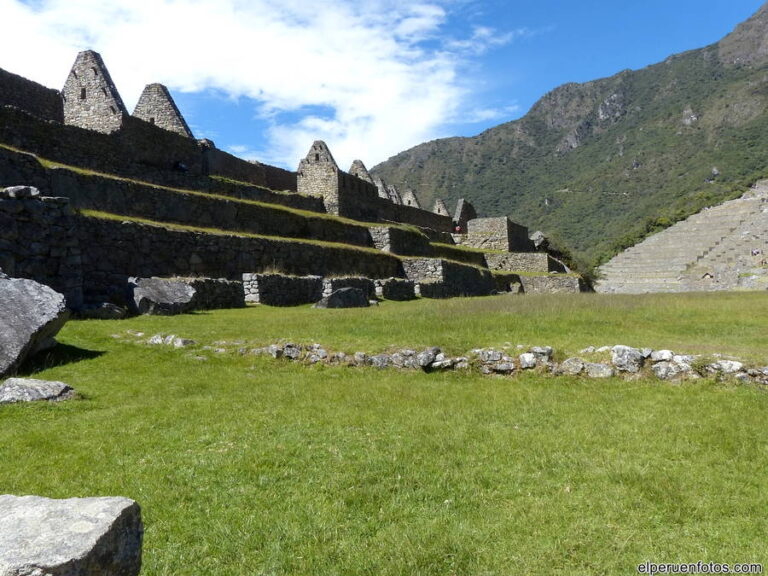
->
[92, 67, 98, 77]
[149, 118, 155, 125]
[101, 87, 107, 97]
[315, 153, 320, 161]
[80, 88, 86, 100]
[110, 106, 117, 114]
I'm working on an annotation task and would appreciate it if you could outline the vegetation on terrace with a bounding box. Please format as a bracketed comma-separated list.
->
[2, 293, 767, 574]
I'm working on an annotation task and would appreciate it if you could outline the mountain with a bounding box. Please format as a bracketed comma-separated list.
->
[371, 3, 768, 271]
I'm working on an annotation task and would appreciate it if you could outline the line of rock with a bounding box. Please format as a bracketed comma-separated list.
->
[145, 335, 768, 385]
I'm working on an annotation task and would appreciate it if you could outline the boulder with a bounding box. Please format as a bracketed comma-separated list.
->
[0, 273, 69, 378]
[131, 277, 195, 315]
[611, 345, 645, 373]
[0, 494, 143, 576]
[0, 378, 74, 404]
[313, 287, 370, 309]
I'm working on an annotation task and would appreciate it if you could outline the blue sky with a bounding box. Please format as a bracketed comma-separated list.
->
[0, 0, 765, 169]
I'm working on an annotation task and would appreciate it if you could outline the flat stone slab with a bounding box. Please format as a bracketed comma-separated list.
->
[0, 273, 69, 378]
[0, 494, 143, 576]
[0, 378, 74, 404]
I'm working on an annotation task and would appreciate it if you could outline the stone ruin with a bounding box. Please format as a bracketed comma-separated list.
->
[0, 49, 586, 314]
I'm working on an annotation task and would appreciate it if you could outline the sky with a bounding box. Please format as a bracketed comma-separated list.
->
[0, 0, 765, 170]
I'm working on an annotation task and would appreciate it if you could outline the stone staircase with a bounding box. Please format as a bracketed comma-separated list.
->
[595, 184, 768, 293]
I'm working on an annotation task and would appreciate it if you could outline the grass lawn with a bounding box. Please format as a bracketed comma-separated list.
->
[2, 292, 767, 575]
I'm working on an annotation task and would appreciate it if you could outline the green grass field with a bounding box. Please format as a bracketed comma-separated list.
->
[2, 292, 767, 575]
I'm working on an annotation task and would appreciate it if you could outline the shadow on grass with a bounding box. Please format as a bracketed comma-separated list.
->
[16, 344, 105, 377]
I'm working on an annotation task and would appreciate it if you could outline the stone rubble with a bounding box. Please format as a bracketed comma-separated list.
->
[224, 340, 768, 385]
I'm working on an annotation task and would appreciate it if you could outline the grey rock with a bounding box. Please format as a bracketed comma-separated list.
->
[585, 363, 615, 378]
[559, 357, 585, 375]
[416, 347, 441, 368]
[171, 337, 195, 349]
[1, 185, 40, 198]
[313, 287, 370, 309]
[579, 346, 595, 354]
[476, 349, 503, 363]
[282, 344, 302, 360]
[711, 360, 744, 374]
[640, 348, 653, 358]
[132, 277, 195, 315]
[652, 361, 686, 380]
[370, 354, 392, 369]
[595, 346, 611, 353]
[518, 353, 537, 369]
[491, 362, 515, 374]
[0, 494, 142, 576]
[611, 345, 645, 373]
[0, 275, 69, 378]
[651, 349, 674, 362]
[530, 346, 553, 361]
[0, 378, 74, 404]
[353, 352, 368, 366]
[431, 358, 456, 370]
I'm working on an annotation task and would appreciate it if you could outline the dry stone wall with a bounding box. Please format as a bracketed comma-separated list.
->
[79, 217, 402, 305]
[0, 68, 63, 123]
[243, 274, 323, 306]
[485, 252, 567, 273]
[520, 275, 587, 294]
[0, 188, 82, 307]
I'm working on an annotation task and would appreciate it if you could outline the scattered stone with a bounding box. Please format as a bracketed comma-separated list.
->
[585, 363, 615, 378]
[0, 273, 69, 378]
[353, 352, 368, 366]
[611, 345, 645, 373]
[530, 346, 553, 362]
[652, 361, 686, 380]
[416, 347, 441, 368]
[579, 346, 595, 354]
[559, 357, 585, 375]
[651, 349, 674, 362]
[491, 362, 515, 374]
[519, 353, 537, 369]
[711, 360, 744, 374]
[595, 346, 611, 353]
[370, 354, 392, 369]
[1, 185, 40, 198]
[313, 287, 370, 309]
[640, 348, 653, 358]
[283, 343, 302, 360]
[0, 378, 75, 404]
[0, 494, 143, 576]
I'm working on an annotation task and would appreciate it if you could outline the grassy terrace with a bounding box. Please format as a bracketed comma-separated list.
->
[0, 142, 412, 233]
[2, 292, 767, 575]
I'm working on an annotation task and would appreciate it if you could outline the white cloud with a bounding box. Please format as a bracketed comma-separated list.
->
[0, 0, 518, 169]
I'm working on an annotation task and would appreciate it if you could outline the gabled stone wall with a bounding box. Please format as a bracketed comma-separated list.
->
[133, 84, 193, 138]
[62, 51, 128, 134]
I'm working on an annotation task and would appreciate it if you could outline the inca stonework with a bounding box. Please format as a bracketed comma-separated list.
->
[0, 49, 583, 309]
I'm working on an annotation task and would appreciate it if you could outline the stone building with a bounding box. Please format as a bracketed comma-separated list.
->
[401, 188, 421, 208]
[132, 84, 193, 138]
[62, 50, 128, 134]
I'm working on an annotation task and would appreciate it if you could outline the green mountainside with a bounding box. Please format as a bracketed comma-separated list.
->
[371, 3, 768, 271]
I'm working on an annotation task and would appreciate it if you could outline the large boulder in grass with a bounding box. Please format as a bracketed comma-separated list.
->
[313, 287, 370, 309]
[0, 495, 143, 576]
[0, 272, 69, 378]
[131, 277, 195, 315]
[131, 277, 245, 315]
